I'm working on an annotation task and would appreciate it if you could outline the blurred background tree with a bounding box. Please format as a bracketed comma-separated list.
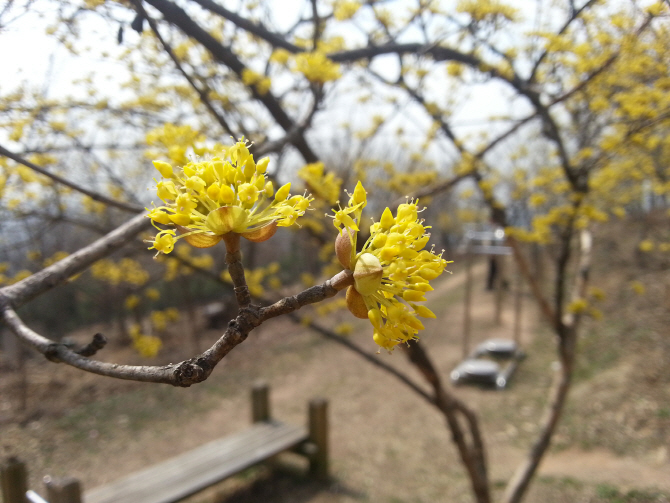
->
[1, 0, 669, 502]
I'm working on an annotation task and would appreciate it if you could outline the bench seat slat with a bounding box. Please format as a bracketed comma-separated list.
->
[85, 421, 308, 503]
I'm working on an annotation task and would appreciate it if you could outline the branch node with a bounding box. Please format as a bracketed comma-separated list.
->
[44, 343, 62, 363]
[173, 358, 210, 387]
[76, 333, 108, 357]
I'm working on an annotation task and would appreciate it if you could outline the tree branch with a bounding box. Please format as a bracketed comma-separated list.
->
[132, 0, 238, 138]
[190, 0, 301, 53]
[501, 230, 592, 503]
[402, 340, 490, 503]
[143, 0, 319, 163]
[0, 144, 143, 213]
[0, 213, 149, 308]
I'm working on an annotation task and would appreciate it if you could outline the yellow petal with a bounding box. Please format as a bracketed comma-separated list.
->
[380, 207, 395, 229]
[352, 181, 367, 206]
[169, 213, 191, 226]
[152, 160, 174, 178]
[413, 305, 436, 318]
[402, 289, 426, 302]
[368, 308, 383, 329]
[275, 182, 291, 202]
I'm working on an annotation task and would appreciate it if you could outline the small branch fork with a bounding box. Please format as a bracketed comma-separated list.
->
[0, 219, 355, 386]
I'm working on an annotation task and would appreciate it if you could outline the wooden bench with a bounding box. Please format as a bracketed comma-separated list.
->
[1, 383, 328, 503]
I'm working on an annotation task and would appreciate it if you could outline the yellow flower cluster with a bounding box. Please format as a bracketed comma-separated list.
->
[293, 52, 341, 84]
[298, 162, 342, 205]
[129, 324, 162, 358]
[91, 258, 150, 286]
[456, 0, 519, 23]
[333, 0, 361, 20]
[332, 182, 448, 351]
[241, 68, 272, 96]
[379, 163, 438, 195]
[147, 140, 312, 255]
[145, 308, 180, 334]
[145, 123, 207, 166]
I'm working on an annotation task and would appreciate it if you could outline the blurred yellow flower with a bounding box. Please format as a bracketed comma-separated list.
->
[630, 280, 645, 295]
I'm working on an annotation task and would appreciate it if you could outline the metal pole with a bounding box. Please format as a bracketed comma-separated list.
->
[513, 262, 523, 346]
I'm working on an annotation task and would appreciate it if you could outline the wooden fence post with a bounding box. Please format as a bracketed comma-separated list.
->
[308, 398, 329, 480]
[251, 381, 270, 423]
[44, 476, 82, 503]
[1, 457, 28, 503]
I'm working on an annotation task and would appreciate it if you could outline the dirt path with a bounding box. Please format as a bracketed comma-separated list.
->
[2, 258, 668, 502]
[539, 447, 670, 491]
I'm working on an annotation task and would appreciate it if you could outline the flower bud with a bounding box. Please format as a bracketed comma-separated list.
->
[353, 253, 383, 296]
[153, 160, 174, 178]
[346, 286, 369, 319]
[335, 229, 353, 269]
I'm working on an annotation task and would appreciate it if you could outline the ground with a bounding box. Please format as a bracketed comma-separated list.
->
[1, 225, 669, 503]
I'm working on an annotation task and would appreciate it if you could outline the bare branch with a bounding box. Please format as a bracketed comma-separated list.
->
[260, 270, 353, 322]
[132, 0, 238, 138]
[0, 300, 259, 386]
[402, 341, 491, 503]
[190, 0, 301, 53]
[143, 0, 320, 163]
[0, 144, 143, 213]
[0, 213, 148, 308]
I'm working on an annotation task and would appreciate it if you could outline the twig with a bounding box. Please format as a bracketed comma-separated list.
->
[0, 212, 148, 308]
[0, 144, 142, 213]
[132, 0, 238, 138]
[144, 0, 319, 163]
[75, 333, 108, 357]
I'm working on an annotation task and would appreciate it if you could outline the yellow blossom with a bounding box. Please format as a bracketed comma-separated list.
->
[334, 0, 361, 20]
[331, 182, 448, 351]
[151, 310, 168, 331]
[638, 240, 654, 252]
[145, 288, 161, 301]
[298, 162, 342, 205]
[567, 298, 589, 314]
[133, 334, 162, 358]
[630, 280, 645, 295]
[146, 139, 312, 255]
[293, 51, 341, 84]
[125, 295, 141, 310]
